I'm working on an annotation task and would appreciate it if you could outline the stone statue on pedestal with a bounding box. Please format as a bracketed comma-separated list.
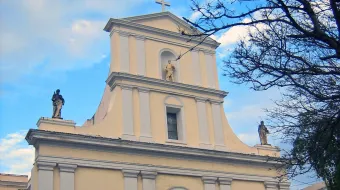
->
[258, 121, 269, 145]
[52, 89, 65, 119]
[165, 60, 175, 82]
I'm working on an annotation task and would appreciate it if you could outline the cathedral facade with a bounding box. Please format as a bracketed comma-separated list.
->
[25, 11, 290, 190]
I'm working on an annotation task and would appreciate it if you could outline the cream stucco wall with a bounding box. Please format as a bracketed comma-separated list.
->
[75, 168, 123, 190]
[231, 180, 266, 190]
[156, 174, 203, 190]
[133, 17, 189, 33]
[0, 186, 22, 190]
[0, 175, 27, 183]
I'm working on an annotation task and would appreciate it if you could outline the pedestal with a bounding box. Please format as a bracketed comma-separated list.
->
[255, 144, 280, 157]
[36, 117, 76, 131]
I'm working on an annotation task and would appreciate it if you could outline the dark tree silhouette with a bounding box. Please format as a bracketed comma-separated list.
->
[182, 0, 340, 189]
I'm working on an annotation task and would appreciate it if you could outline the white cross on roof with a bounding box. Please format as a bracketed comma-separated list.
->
[155, 0, 170, 12]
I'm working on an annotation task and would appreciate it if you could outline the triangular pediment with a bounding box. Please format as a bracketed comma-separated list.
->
[104, 11, 219, 48]
[121, 12, 198, 36]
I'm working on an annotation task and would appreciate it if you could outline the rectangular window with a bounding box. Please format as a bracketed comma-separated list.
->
[167, 112, 178, 140]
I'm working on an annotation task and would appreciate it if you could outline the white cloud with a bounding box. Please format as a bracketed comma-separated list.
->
[214, 13, 268, 58]
[0, 131, 34, 175]
[210, 34, 217, 41]
[66, 20, 107, 57]
[217, 23, 250, 47]
[0, 0, 148, 83]
[190, 11, 202, 21]
[217, 18, 267, 46]
[227, 104, 268, 121]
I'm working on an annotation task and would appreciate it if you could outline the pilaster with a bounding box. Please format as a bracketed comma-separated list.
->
[121, 85, 136, 140]
[204, 52, 215, 88]
[59, 164, 77, 190]
[37, 161, 56, 190]
[119, 32, 130, 73]
[210, 101, 226, 150]
[192, 50, 202, 85]
[141, 171, 157, 190]
[138, 87, 153, 142]
[196, 98, 212, 149]
[202, 176, 217, 190]
[122, 169, 139, 190]
[219, 177, 232, 190]
[136, 36, 146, 76]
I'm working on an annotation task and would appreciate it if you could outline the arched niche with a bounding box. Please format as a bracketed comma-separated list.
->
[159, 49, 180, 82]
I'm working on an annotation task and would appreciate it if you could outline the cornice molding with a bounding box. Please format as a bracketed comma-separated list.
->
[26, 129, 282, 167]
[195, 97, 207, 103]
[104, 18, 220, 49]
[118, 30, 130, 37]
[203, 51, 215, 55]
[58, 163, 77, 173]
[137, 87, 150, 93]
[36, 155, 282, 184]
[120, 84, 133, 90]
[210, 99, 223, 105]
[202, 176, 217, 184]
[141, 171, 157, 179]
[122, 169, 139, 178]
[219, 177, 232, 185]
[135, 35, 146, 41]
[106, 72, 228, 99]
[37, 161, 56, 171]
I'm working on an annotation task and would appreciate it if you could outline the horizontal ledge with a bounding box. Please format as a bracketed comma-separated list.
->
[26, 129, 282, 167]
[37, 117, 76, 127]
[106, 72, 228, 99]
[255, 145, 280, 151]
[36, 155, 280, 183]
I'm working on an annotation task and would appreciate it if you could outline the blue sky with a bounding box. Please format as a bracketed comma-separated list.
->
[0, 0, 319, 189]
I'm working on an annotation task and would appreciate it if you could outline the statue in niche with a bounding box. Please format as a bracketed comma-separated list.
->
[165, 60, 176, 82]
[52, 89, 65, 119]
[258, 121, 270, 145]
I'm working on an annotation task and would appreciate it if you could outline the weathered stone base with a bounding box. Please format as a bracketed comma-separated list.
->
[37, 117, 76, 128]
